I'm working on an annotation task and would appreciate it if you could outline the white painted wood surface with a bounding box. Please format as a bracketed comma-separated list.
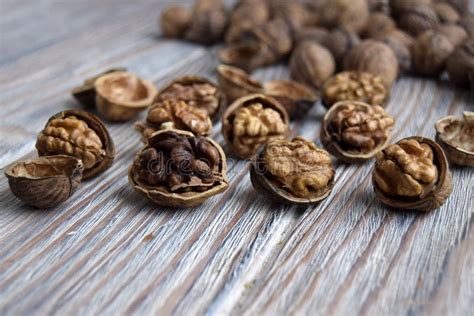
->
[0, 1, 473, 315]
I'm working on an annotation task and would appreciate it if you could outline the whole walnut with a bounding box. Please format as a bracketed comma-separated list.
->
[434, 0, 469, 13]
[323, 29, 360, 67]
[390, 0, 433, 17]
[185, 0, 227, 45]
[367, 0, 391, 14]
[411, 30, 454, 76]
[378, 29, 415, 49]
[397, 4, 440, 36]
[293, 27, 329, 46]
[317, 0, 370, 34]
[446, 38, 474, 89]
[290, 41, 336, 89]
[271, 1, 317, 33]
[459, 14, 474, 36]
[433, 2, 460, 23]
[435, 24, 468, 47]
[363, 13, 396, 39]
[343, 40, 399, 88]
[225, 0, 270, 44]
[377, 35, 413, 72]
[160, 5, 191, 38]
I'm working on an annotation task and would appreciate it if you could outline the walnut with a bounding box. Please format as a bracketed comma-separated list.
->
[434, 24, 468, 47]
[459, 14, 474, 36]
[222, 94, 289, 159]
[218, 43, 264, 72]
[435, 0, 469, 13]
[433, 2, 460, 23]
[411, 30, 454, 76]
[217, 64, 263, 103]
[316, 0, 370, 33]
[363, 13, 396, 39]
[271, 1, 316, 33]
[397, 4, 440, 36]
[377, 34, 413, 72]
[225, 0, 270, 44]
[293, 27, 329, 46]
[321, 101, 395, 162]
[322, 71, 389, 109]
[367, 0, 390, 13]
[250, 137, 336, 205]
[377, 29, 415, 49]
[435, 112, 474, 166]
[322, 29, 360, 67]
[446, 38, 474, 89]
[373, 137, 452, 211]
[160, 5, 191, 38]
[290, 41, 336, 89]
[36, 110, 115, 179]
[185, 0, 227, 45]
[390, 0, 433, 17]
[129, 130, 228, 207]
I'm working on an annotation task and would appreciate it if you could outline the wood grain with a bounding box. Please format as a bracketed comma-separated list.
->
[0, 1, 473, 315]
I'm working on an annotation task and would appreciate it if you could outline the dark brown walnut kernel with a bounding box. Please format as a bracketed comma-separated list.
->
[217, 64, 263, 103]
[185, 0, 227, 45]
[411, 30, 454, 76]
[263, 80, 317, 120]
[250, 137, 336, 205]
[398, 4, 440, 36]
[36, 110, 115, 180]
[160, 5, 192, 38]
[222, 94, 289, 159]
[293, 27, 329, 46]
[94, 71, 158, 122]
[446, 38, 474, 89]
[322, 71, 389, 109]
[225, 0, 270, 44]
[135, 100, 212, 141]
[322, 29, 360, 67]
[435, 112, 474, 166]
[129, 130, 228, 208]
[156, 76, 225, 120]
[434, 24, 468, 47]
[373, 137, 453, 211]
[316, 0, 370, 34]
[5, 156, 84, 209]
[433, 2, 460, 23]
[363, 13, 397, 39]
[321, 101, 395, 163]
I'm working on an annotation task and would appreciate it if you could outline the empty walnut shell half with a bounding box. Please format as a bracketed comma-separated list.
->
[36, 109, 115, 179]
[263, 80, 317, 120]
[222, 94, 290, 159]
[128, 129, 228, 208]
[372, 137, 453, 211]
[435, 112, 474, 166]
[250, 137, 336, 206]
[217, 64, 263, 103]
[5, 155, 84, 208]
[321, 101, 395, 163]
[94, 71, 158, 122]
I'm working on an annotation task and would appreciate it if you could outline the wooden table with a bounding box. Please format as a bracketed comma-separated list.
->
[1, 1, 473, 315]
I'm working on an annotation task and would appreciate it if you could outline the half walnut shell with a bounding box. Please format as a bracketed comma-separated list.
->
[435, 112, 474, 166]
[5, 155, 84, 208]
[217, 64, 263, 103]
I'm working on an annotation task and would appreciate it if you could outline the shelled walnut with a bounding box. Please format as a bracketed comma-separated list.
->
[321, 101, 395, 163]
[217, 64, 263, 103]
[185, 0, 227, 45]
[373, 137, 452, 211]
[222, 94, 289, 159]
[160, 5, 191, 38]
[129, 129, 228, 207]
[250, 137, 336, 205]
[322, 71, 389, 109]
[435, 112, 474, 166]
[412, 30, 454, 76]
[446, 38, 474, 89]
[36, 110, 115, 179]
[5, 156, 84, 209]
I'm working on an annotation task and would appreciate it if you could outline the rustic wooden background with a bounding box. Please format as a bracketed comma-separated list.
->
[0, 0, 473, 315]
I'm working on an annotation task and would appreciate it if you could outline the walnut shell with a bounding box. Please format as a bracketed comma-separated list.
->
[160, 5, 191, 38]
[411, 30, 454, 76]
[433, 2, 460, 23]
[372, 136, 453, 211]
[435, 0, 469, 13]
[317, 0, 370, 33]
[390, 0, 433, 16]
[94, 71, 158, 122]
[434, 24, 468, 47]
[363, 13, 397, 39]
[435, 112, 474, 166]
[217, 64, 263, 103]
[218, 43, 266, 72]
[293, 27, 329, 46]
[459, 14, 474, 36]
[446, 38, 474, 89]
[36, 109, 115, 179]
[397, 4, 440, 36]
[128, 129, 228, 208]
[250, 137, 336, 206]
[225, 0, 270, 44]
[322, 29, 360, 67]
[185, 0, 227, 45]
[5, 155, 84, 208]
[377, 34, 413, 73]
[368, 0, 390, 13]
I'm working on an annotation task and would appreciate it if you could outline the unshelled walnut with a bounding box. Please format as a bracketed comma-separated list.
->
[129, 129, 228, 208]
[271, 1, 316, 33]
[36, 110, 115, 179]
[390, 0, 433, 17]
[363, 13, 396, 39]
[5, 156, 84, 209]
[316, 0, 370, 33]
[217, 64, 263, 103]
[293, 27, 329, 46]
[367, 0, 390, 13]
[94, 71, 157, 122]
[156, 76, 224, 120]
[459, 14, 474, 36]
[322, 29, 360, 67]
[411, 30, 454, 76]
[322, 71, 389, 109]
[225, 0, 270, 44]
[434, 24, 468, 47]
[185, 0, 227, 45]
[250, 137, 336, 205]
[433, 2, 460, 23]
[373, 137, 452, 211]
[435, 112, 474, 166]
[435, 0, 468, 14]
[135, 100, 212, 141]
[397, 4, 440, 36]
[160, 5, 191, 38]
[446, 38, 474, 89]
[343, 40, 399, 88]
[377, 34, 413, 72]
[222, 94, 289, 159]
[290, 41, 336, 90]
[321, 101, 395, 162]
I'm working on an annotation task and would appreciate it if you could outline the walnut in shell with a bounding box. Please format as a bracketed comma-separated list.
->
[322, 29, 360, 67]
[217, 64, 263, 103]
[433, 2, 460, 23]
[446, 38, 474, 89]
[363, 13, 396, 39]
[434, 24, 468, 47]
[293, 27, 329, 46]
[160, 5, 191, 38]
[225, 0, 270, 44]
[317, 0, 370, 33]
[185, 0, 227, 45]
[397, 4, 440, 36]
[390, 0, 433, 16]
[411, 30, 454, 76]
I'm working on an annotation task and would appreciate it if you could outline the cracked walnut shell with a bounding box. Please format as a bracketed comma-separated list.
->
[321, 101, 395, 163]
[250, 137, 336, 205]
[373, 137, 453, 211]
[217, 64, 263, 103]
[36, 110, 115, 179]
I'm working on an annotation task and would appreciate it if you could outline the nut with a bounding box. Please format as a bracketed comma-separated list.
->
[271, 1, 316, 34]
[377, 34, 413, 72]
[435, 112, 474, 166]
[459, 14, 474, 36]
[390, 0, 433, 17]
[363, 13, 396, 39]
[250, 137, 336, 205]
[263, 80, 317, 120]
[290, 41, 336, 90]
[317, 0, 370, 33]
[185, 0, 227, 45]
[218, 43, 265, 72]
[225, 0, 270, 44]
[433, 2, 460, 23]
[411, 30, 454, 76]
[293, 27, 329, 46]
[434, 24, 468, 47]
[129, 129, 228, 208]
[222, 94, 289, 159]
[322, 71, 389, 109]
[343, 40, 399, 88]
[36, 109, 115, 179]
[367, 0, 390, 13]
[397, 4, 440, 36]
[377, 29, 415, 49]
[322, 29, 360, 67]
[435, 0, 468, 14]
[217, 64, 263, 103]
[160, 5, 191, 38]
[5, 156, 84, 209]
[446, 38, 474, 89]
[94, 71, 158, 122]
[373, 137, 453, 211]
[321, 101, 395, 163]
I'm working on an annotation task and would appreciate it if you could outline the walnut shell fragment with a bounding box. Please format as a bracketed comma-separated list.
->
[5, 155, 84, 208]
[373, 137, 453, 211]
[129, 129, 228, 208]
[36, 109, 115, 179]
[250, 137, 336, 205]
[217, 64, 263, 103]
[435, 112, 474, 166]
